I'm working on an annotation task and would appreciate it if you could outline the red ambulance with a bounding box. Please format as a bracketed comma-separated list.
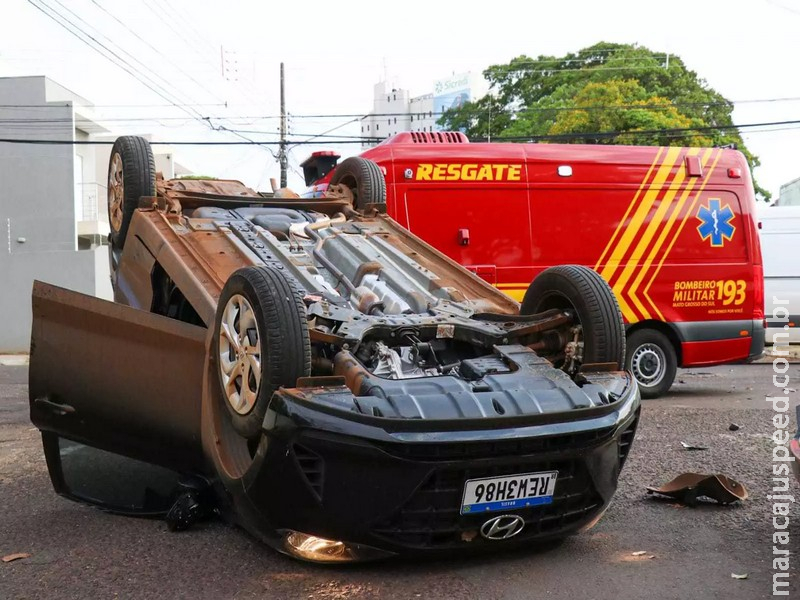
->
[302, 132, 765, 397]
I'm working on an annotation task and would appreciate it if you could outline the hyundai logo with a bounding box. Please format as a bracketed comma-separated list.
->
[480, 514, 525, 541]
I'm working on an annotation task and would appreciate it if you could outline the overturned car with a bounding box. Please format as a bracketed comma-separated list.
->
[29, 136, 640, 562]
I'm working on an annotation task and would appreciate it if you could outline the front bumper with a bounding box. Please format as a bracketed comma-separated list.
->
[231, 377, 641, 559]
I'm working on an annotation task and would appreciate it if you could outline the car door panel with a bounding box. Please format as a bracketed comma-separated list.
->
[29, 280, 208, 472]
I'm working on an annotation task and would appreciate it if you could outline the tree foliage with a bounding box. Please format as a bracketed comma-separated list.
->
[440, 42, 768, 199]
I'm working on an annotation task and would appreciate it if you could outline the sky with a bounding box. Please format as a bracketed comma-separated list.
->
[1, 0, 799, 199]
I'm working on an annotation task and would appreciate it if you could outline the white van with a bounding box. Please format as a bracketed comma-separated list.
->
[758, 205, 800, 344]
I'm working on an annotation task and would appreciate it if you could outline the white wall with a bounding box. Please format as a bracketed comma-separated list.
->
[0, 76, 108, 350]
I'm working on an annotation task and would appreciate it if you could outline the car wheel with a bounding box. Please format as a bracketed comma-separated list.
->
[107, 135, 156, 250]
[625, 329, 677, 399]
[329, 157, 386, 211]
[214, 266, 311, 439]
[520, 265, 625, 368]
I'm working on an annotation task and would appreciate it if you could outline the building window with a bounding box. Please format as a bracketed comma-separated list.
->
[361, 126, 363, 132]
[393, 93, 396, 101]
[394, 117, 397, 124]
[367, 125, 370, 131]
[411, 115, 414, 122]
[387, 96, 390, 103]
[376, 123, 379, 131]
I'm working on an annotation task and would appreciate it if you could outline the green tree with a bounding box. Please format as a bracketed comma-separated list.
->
[440, 43, 768, 200]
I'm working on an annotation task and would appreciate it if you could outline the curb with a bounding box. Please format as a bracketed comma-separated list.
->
[0, 355, 29, 366]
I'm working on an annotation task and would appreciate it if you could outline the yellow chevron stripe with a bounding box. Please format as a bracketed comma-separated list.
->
[643, 149, 724, 317]
[620, 149, 696, 320]
[599, 146, 682, 284]
[639, 148, 712, 320]
[594, 147, 665, 271]
[600, 146, 683, 322]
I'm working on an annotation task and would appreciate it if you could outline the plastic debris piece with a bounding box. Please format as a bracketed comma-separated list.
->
[731, 573, 748, 580]
[681, 441, 709, 451]
[729, 423, 740, 431]
[647, 473, 748, 506]
[2, 553, 31, 563]
[632, 551, 647, 556]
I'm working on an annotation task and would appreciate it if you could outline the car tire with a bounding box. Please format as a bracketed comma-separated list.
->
[107, 135, 156, 250]
[520, 265, 625, 368]
[214, 266, 311, 439]
[329, 157, 386, 210]
[625, 329, 677, 399]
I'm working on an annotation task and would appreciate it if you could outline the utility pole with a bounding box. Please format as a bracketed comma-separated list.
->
[279, 62, 288, 189]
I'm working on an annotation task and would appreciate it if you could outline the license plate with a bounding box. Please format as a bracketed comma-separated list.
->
[460, 471, 558, 515]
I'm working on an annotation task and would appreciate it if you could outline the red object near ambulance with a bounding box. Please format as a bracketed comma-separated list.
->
[302, 131, 766, 397]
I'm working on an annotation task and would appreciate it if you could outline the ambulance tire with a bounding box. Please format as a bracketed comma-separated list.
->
[329, 157, 386, 211]
[520, 265, 625, 369]
[625, 329, 677, 399]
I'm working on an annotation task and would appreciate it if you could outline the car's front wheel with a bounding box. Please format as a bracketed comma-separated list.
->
[213, 266, 311, 439]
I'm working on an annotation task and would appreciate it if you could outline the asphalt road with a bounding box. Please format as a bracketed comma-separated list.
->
[1, 363, 798, 600]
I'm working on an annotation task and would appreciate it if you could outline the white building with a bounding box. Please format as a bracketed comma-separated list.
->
[361, 73, 486, 148]
[777, 176, 800, 206]
[0, 75, 185, 351]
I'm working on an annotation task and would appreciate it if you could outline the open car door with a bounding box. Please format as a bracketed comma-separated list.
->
[29, 281, 208, 514]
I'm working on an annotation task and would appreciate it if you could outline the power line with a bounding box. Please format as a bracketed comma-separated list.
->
[26, 0, 211, 129]
[137, 0, 266, 110]
[45, 0, 209, 121]
[474, 118, 800, 143]
[4, 117, 800, 147]
[26, 0, 287, 157]
[2, 95, 800, 121]
[0, 103, 228, 109]
[87, 0, 227, 104]
[0, 138, 375, 145]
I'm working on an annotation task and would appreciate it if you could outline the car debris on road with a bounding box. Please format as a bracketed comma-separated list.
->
[647, 473, 748, 506]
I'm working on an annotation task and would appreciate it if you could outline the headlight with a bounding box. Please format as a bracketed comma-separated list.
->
[280, 530, 394, 563]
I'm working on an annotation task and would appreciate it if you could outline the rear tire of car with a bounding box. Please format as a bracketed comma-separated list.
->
[329, 157, 386, 211]
[107, 135, 156, 250]
[625, 329, 677, 399]
[520, 265, 626, 368]
[214, 266, 311, 440]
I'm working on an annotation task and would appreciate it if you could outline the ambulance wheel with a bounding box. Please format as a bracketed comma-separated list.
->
[520, 265, 625, 368]
[625, 329, 677, 399]
[329, 157, 386, 211]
